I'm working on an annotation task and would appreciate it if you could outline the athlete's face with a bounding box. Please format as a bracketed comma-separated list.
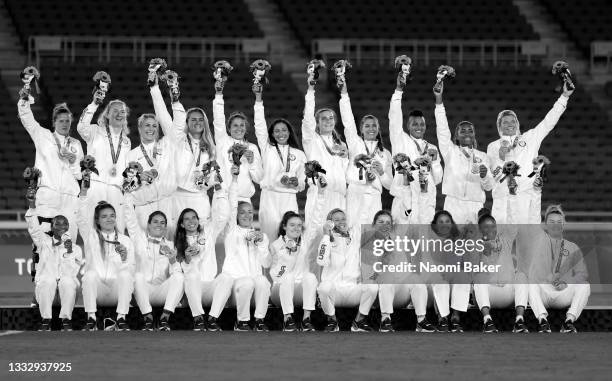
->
[108, 103, 126, 128]
[330, 211, 347, 233]
[479, 219, 497, 241]
[284, 216, 303, 240]
[53, 112, 72, 136]
[147, 214, 167, 238]
[237, 202, 253, 228]
[457, 122, 475, 147]
[500, 115, 518, 136]
[272, 122, 290, 145]
[546, 213, 564, 237]
[180, 211, 199, 234]
[408, 116, 426, 139]
[51, 216, 69, 239]
[139, 116, 159, 144]
[187, 111, 205, 138]
[361, 117, 379, 141]
[317, 110, 335, 135]
[229, 116, 246, 140]
[373, 214, 392, 236]
[97, 207, 116, 233]
[435, 214, 452, 237]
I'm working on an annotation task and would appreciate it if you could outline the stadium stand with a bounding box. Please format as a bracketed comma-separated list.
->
[5, 0, 263, 41]
[276, 0, 539, 49]
[541, 0, 612, 56]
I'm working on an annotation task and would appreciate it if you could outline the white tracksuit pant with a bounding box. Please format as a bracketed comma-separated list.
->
[473, 272, 529, 309]
[492, 191, 539, 224]
[270, 273, 318, 314]
[432, 283, 471, 316]
[443, 196, 483, 225]
[346, 189, 382, 227]
[86, 181, 126, 233]
[205, 273, 271, 321]
[134, 272, 185, 315]
[378, 283, 428, 316]
[305, 188, 346, 227]
[259, 189, 298, 242]
[35, 277, 78, 319]
[82, 270, 134, 315]
[35, 187, 79, 240]
[529, 283, 591, 320]
[317, 282, 379, 316]
[183, 271, 232, 317]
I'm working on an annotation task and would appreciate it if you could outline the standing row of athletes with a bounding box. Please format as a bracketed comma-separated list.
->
[20, 58, 589, 333]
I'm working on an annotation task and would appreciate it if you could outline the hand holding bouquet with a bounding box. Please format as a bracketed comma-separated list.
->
[19, 66, 40, 104]
[161, 70, 180, 102]
[122, 162, 144, 193]
[414, 157, 432, 193]
[228, 143, 249, 166]
[80, 155, 99, 189]
[332, 60, 352, 90]
[499, 161, 521, 195]
[92, 71, 111, 105]
[394, 55, 412, 85]
[552, 61, 575, 92]
[434, 65, 455, 94]
[307, 59, 326, 86]
[393, 153, 415, 185]
[528, 155, 550, 191]
[148, 58, 168, 87]
[353, 154, 373, 182]
[250, 59, 271, 87]
[304, 160, 327, 187]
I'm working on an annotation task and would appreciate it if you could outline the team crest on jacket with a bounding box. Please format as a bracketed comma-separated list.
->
[289, 154, 296, 161]
[517, 140, 526, 147]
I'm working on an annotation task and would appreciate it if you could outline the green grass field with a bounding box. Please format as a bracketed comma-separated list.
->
[2, 331, 612, 380]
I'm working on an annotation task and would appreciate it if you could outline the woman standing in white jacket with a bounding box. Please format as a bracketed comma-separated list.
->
[338, 79, 393, 226]
[77, 88, 132, 233]
[252, 83, 306, 241]
[124, 193, 184, 331]
[78, 180, 135, 331]
[25, 188, 82, 331]
[302, 74, 349, 226]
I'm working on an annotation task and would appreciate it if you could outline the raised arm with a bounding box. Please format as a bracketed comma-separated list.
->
[338, 83, 360, 156]
[150, 83, 177, 141]
[256, 234, 271, 269]
[77, 185, 95, 241]
[379, 150, 394, 190]
[212, 90, 229, 145]
[316, 234, 332, 267]
[77, 101, 100, 144]
[388, 75, 406, 152]
[431, 148, 443, 185]
[253, 85, 269, 150]
[248, 146, 264, 184]
[528, 89, 571, 146]
[17, 100, 45, 142]
[301, 82, 317, 155]
[434, 86, 454, 161]
[303, 185, 327, 246]
[25, 207, 47, 249]
[123, 193, 144, 241]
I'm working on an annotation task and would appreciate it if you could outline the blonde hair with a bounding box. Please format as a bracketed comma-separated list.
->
[137, 113, 160, 141]
[186, 107, 215, 160]
[97, 99, 130, 134]
[496, 110, 520, 136]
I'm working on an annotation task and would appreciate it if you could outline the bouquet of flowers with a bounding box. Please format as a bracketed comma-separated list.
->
[393, 153, 415, 185]
[434, 65, 455, 93]
[228, 143, 248, 166]
[147, 58, 168, 87]
[23, 167, 41, 192]
[122, 162, 144, 193]
[353, 154, 373, 182]
[394, 55, 412, 82]
[142, 169, 158, 185]
[304, 160, 327, 187]
[332, 60, 352, 89]
[213, 60, 234, 82]
[414, 156, 432, 193]
[161, 70, 180, 102]
[80, 155, 99, 189]
[306, 59, 326, 85]
[499, 161, 520, 195]
[552, 61, 575, 92]
[19, 66, 40, 104]
[528, 155, 550, 191]
[92, 71, 111, 105]
[250, 59, 271, 87]
[200, 160, 223, 191]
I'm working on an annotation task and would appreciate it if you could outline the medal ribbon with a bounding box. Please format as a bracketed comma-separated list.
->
[106, 126, 123, 166]
[550, 238, 566, 274]
[410, 136, 429, 156]
[140, 144, 155, 168]
[275, 145, 291, 172]
[187, 135, 202, 167]
[319, 135, 341, 157]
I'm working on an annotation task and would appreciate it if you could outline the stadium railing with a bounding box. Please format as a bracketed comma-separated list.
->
[591, 41, 612, 73]
[27, 36, 270, 67]
[311, 39, 569, 67]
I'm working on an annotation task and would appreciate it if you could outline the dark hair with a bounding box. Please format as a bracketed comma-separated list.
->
[372, 210, 393, 226]
[148, 211, 167, 225]
[315, 108, 343, 144]
[408, 109, 425, 119]
[477, 208, 495, 225]
[430, 210, 459, 239]
[94, 201, 117, 256]
[226, 111, 249, 136]
[277, 211, 303, 238]
[268, 118, 300, 149]
[359, 115, 384, 152]
[236, 201, 252, 225]
[454, 120, 478, 150]
[174, 208, 201, 262]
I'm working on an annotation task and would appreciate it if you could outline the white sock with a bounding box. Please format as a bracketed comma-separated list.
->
[88, 313, 96, 319]
[515, 315, 524, 322]
[381, 313, 391, 320]
[538, 314, 547, 323]
[117, 314, 125, 320]
[483, 314, 491, 323]
[417, 315, 425, 323]
[566, 313, 576, 322]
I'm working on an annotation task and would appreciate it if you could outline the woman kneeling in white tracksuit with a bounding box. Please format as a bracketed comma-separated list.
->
[269, 184, 326, 331]
[317, 208, 379, 332]
[124, 193, 184, 331]
[207, 166, 272, 331]
[78, 181, 135, 331]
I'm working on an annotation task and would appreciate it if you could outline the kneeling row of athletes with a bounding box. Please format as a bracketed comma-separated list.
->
[27, 169, 589, 333]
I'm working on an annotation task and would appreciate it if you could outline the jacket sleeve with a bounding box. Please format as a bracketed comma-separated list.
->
[120, 238, 136, 275]
[379, 150, 394, 190]
[256, 234, 272, 269]
[431, 147, 443, 185]
[301, 89, 316, 156]
[434, 103, 454, 161]
[18, 100, 44, 143]
[388, 90, 404, 153]
[213, 94, 229, 146]
[253, 100, 268, 151]
[77, 195, 94, 244]
[248, 145, 264, 184]
[77, 103, 100, 144]
[123, 194, 144, 242]
[316, 235, 332, 267]
[211, 191, 232, 239]
[339, 93, 360, 157]
[527, 94, 569, 147]
[150, 84, 173, 139]
[69, 246, 84, 280]
[25, 208, 48, 251]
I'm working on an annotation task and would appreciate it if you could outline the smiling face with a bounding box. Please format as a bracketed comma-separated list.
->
[108, 102, 126, 129]
[330, 211, 347, 233]
[180, 211, 199, 234]
[361, 116, 379, 141]
[53, 112, 72, 137]
[499, 115, 518, 136]
[139, 116, 159, 144]
[51, 216, 69, 239]
[373, 213, 392, 236]
[272, 122, 290, 145]
[187, 110, 205, 138]
[408, 116, 426, 139]
[456, 122, 475, 147]
[317, 110, 335, 135]
[147, 214, 167, 238]
[434, 213, 452, 237]
[237, 202, 253, 228]
[284, 216, 303, 240]
[479, 218, 497, 240]
[229, 116, 246, 140]
[97, 207, 116, 233]
[546, 212, 564, 237]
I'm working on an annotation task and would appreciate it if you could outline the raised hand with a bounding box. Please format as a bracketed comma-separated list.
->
[231, 164, 240, 177]
[371, 160, 384, 176]
[115, 244, 128, 262]
[562, 82, 574, 98]
[93, 89, 105, 105]
[396, 72, 406, 91]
